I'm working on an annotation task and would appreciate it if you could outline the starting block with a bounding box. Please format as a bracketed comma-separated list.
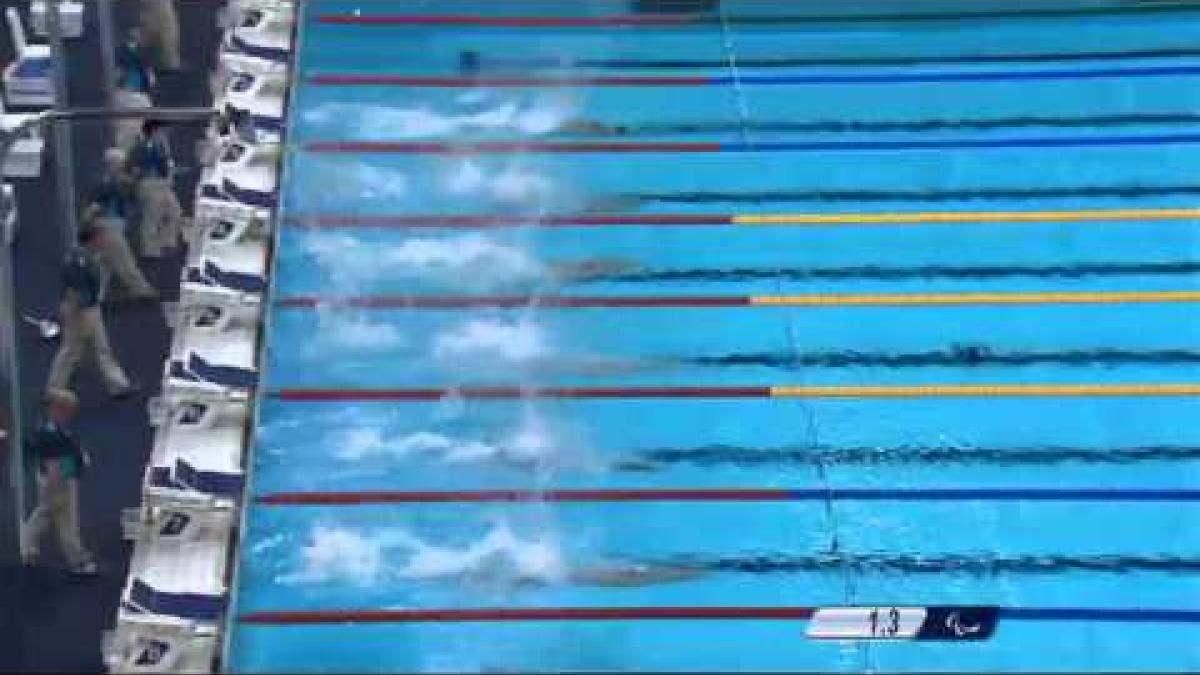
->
[3, 8, 54, 108]
[1, 112, 45, 177]
[30, 1, 84, 39]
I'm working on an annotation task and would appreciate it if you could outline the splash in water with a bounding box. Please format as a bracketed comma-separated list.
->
[444, 158, 557, 208]
[330, 407, 570, 470]
[302, 93, 579, 139]
[310, 306, 406, 352]
[433, 317, 549, 364]
[283, 520, 701, 589]
[282, 520, 567, 587]
[303, 231, 546, 290]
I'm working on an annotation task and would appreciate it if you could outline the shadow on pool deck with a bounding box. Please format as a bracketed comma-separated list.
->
[0, 1, 218, 671]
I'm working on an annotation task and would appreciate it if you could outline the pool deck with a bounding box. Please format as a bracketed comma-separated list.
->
[0, 1, 218, 671]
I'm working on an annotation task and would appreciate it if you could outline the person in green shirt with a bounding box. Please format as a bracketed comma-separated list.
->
[20, 388, 98, 576]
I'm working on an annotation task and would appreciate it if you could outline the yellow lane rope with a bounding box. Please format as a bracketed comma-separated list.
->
[733, 208, 1200, 225]
[769, 383, 1200, 398]
[748, 290, 1200, 306]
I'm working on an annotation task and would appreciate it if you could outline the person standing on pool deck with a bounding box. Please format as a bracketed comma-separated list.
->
[113, 28, 155, 151]
[85, 148, 157, 299]
[45, 224, 138, 399]
[137, 0, 181, 72]
[128, 119, 186, 259]
[21, 388, 99, 577]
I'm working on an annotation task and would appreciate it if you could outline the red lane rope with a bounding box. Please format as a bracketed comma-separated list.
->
[315, 14, 696, 27]
[272, 387, 772, 402]
[240, 606, 815, 625]
[256, 488, 794, 506]
[304, 141, 723, 154]
[309, 74, 709, 87]
[276, 296, 751, 309]
[284, 214, 732, 228]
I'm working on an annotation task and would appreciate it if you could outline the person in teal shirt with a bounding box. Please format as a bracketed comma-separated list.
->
[113, 28, 155, 151]
[20, 389, 98, 576]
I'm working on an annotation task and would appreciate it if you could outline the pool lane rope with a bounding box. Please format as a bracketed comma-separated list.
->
[276, 290, 1200, 309]
[284, 207, 1200, 229]
[308, 65, 1200, 88]
[313, 4, 1200, 28]
[269, 383, 1200, 402]
[238, 605, 1200, 632]
[254, 487, 1200, 506]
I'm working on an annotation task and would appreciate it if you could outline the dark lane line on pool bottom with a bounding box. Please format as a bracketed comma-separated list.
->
[470, 48, 1200, 70]
[683, 348, 1200, 368]
[649, 552, 1200, 575]
[556, 114, 1200, 136]
[576, 261, 1200, 281]
[620, 444, 1200, 469]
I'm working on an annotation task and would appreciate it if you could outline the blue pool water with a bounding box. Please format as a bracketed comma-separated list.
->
[227, 1, 1200, 671]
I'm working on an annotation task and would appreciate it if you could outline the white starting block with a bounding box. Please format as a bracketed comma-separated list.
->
[31, 1, 84, 39]
[104, 619, 219, 675]
[179, 235, 268, 328]
[3, 8, 54, 107]
[195, 140, 278, 224]
[143, 399, 248, 510]
[195, 212, 272, 250]
[164, 317, 259, 402]
[201, 103, 281, 154]
[109, 509, 233, 674]
[178, 269, 265, 330]
[211, 65, 286, 140]
[220, 4, 294, 69]
[0, 112, 44, 177]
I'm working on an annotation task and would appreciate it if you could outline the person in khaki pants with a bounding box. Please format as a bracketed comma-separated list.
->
[128, 119, 185, 259]
[137, 0, 180, 71]
[21, 389, 98, 576]
[45, 224, 138, 398]
[85, 148, 157, 299]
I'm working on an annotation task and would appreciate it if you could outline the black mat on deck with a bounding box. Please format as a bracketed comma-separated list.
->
[0, 2, 217, 671]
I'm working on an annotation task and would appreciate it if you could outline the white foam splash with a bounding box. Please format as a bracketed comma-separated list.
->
[330, 408, 559, 468]
[333, 427, 496, 464]
[443, 158, 555, 208]
[283, 525, 394, 587]
[446, 160, 486, 194]
[303, 231, 545, 289]
[312, 307, 406, 352]
[349, 162, 410, 201]
[282, 521, 566, 587]
[433, 317, 548, 363]
[490, 163, 553, 206]
[302, 94, 577, 139]
[399, 521, 566, 584]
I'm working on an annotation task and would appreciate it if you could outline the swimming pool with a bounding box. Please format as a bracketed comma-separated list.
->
[225, 1, 1200, 671]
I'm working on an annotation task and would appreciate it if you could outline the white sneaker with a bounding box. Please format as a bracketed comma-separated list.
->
[68, 560, 99, 577]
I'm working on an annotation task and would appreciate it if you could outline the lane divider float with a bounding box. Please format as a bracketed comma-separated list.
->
[276, 290, 1200, 309]
[283, 208, 1200, 229]
[308, 65, 1200, 88]
[269, 383, 1200, 402]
